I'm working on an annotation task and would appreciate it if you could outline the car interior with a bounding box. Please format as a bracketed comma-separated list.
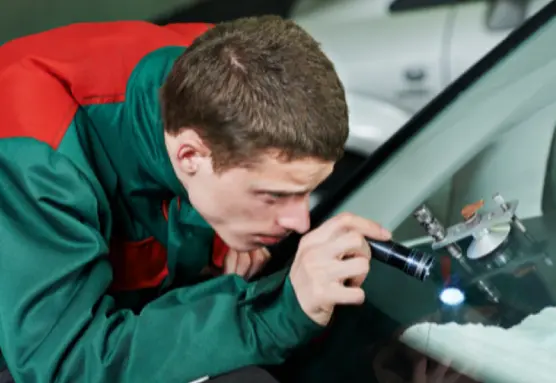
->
[302, 4, 556, 381]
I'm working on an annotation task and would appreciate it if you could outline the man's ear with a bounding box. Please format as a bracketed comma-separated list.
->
[174, 129, 211, 174]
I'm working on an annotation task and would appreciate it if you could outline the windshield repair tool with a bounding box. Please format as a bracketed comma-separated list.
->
[414, 204, 501, 303]
[432, 198, 515, 260]
[493, 193, 553, 267]
[367, 239, 435, 281]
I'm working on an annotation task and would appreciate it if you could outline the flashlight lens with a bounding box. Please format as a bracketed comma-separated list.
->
[440, 287, 465, 306]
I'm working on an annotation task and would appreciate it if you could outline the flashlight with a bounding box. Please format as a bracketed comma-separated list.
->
[367, 239, 435, 281]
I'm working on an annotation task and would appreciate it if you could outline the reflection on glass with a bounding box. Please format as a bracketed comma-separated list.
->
[439, 287, 465, 306]
[329, 5, 556, 383]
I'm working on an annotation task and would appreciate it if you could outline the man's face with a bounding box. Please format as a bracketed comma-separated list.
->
[186, 153, 334, 251]
[165, 130, 335, 250]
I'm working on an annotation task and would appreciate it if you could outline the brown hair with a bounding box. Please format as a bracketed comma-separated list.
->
[161, 15, 349, 171]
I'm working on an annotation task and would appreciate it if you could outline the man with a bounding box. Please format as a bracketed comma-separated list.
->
[0, 16, 390, 382]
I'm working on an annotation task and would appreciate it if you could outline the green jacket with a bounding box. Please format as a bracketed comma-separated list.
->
[0, 21, 321, 382]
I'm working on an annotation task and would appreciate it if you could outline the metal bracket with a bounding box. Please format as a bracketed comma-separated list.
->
[432, 200, 519, 250]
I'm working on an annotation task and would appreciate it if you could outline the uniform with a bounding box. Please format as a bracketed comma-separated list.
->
[0, 21, 321, 382]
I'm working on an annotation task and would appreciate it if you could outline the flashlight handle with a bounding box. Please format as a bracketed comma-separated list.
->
[367, 240, 411, 268]
[367, 239, 435, 281]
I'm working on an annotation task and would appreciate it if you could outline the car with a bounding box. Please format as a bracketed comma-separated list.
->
[269, 1, 556, 381]
[298, 0, 553, 207]
[155, 0, 550, 158]
[293, 0, 552, 157]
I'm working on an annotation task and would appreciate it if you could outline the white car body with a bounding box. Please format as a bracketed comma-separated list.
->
[292, 0, 552, 156]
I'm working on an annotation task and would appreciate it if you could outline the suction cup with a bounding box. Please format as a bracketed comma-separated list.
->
[467, 223, 511, 260]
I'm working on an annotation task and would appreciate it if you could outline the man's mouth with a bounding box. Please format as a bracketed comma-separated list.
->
[255, 234, 288, 246]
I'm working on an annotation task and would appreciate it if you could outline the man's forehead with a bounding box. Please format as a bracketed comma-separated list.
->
[249, 155, 334, 189]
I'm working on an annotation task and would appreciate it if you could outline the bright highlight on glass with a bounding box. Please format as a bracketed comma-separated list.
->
[439, 287, 465, 306]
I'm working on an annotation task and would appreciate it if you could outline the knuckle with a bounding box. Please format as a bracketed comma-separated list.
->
[342, 232, 365, 253]
[242, 252, 252, 264]
[261, 247, 271, 258]
[336, 212, 354, 225]
[364, 247, 372, 260]
[355, 289, 365, 303]
[347, 231, 362, 245]
[252, 250, 264, 262]
[360, 259, 370, 274]
[360, 235, 368, 248]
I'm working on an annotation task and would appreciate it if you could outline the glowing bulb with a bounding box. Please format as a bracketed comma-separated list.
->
[439, 287, 465, 306]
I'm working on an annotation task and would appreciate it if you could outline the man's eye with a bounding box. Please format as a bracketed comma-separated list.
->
[262, 193, 287, 204]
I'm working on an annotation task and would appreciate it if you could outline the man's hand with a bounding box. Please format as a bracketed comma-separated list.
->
[288, 212, 391, 326]
[223, 247, 271, 280]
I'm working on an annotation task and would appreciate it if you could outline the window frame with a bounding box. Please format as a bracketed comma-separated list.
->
[389, 0, 461, 13]
[311, 0, 555, 227]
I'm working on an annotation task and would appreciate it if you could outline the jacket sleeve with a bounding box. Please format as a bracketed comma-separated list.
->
[0, 139, 322, 383]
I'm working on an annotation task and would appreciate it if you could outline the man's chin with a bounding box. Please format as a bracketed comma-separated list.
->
[220, 234, 259, 252]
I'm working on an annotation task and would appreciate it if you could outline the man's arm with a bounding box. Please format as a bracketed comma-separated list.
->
[0, 139, 322, 383]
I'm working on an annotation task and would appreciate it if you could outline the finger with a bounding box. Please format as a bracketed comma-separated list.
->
[445, 371, 463, 383]
[235, 252, 252, 277]
[446, 363, 476, 383]
[223, 250, 239, 275]
[430, 360, 451, 381]
[347, 273, 368, 288]
[374, 368, 407, 383]
[313, 212, 391, 245]
[332, 257, 370, 282]
[412, 357, 428, 383]
[246, 248, 271, 280]
[340, 252, 372, 287]
[252, 247, 271, 264]
[373, 343, 401, 368]
[327, 284, 365, 305]
[323, 231, 371, 260]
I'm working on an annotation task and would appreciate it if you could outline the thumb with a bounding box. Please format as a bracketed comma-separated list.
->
[412, 358, 428, 383]
[223, 249, 239, 275]
[246, 247, 271, 280]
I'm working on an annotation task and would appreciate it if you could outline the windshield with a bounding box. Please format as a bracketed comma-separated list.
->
[318, 3, 556, 383]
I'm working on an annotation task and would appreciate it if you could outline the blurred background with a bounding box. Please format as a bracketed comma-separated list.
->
[3, 0, 545, 204]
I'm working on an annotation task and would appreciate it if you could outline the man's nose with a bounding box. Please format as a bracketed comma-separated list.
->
[276, 198, 311, 234]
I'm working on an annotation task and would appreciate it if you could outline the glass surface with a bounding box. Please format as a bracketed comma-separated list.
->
[325, 5, 556, 383]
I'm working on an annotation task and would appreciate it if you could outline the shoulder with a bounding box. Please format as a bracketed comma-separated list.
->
[0, 21, 213, 115]
[0, 138, 105, 222]
[0, 137, 88, 185]
[0, 59, 78, 148]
